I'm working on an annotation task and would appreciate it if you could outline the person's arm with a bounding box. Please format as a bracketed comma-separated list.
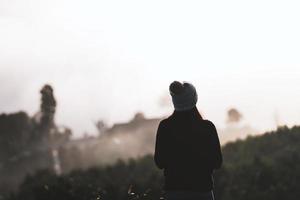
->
[208, 121, 223, 169]
[154, 121, 167, 169]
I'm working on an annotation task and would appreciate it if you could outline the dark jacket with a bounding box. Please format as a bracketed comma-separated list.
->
[154, 107, 222, 192]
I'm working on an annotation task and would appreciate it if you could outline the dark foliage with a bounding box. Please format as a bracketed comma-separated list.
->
[6, 126, 300, 200]
[214, 126, 300, 200]
[7, 156, 163, 200]
[0, 85, 71, 194]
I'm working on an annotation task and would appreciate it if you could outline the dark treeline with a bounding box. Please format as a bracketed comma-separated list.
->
[0, 84, 159, 194]
[4, 126, 300, 200]
[0, 85, 71, 193]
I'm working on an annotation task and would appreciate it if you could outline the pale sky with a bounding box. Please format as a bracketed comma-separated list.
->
[1, 0, 300, 137]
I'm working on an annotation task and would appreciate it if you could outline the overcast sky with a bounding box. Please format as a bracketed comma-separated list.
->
[1, 0, 300, 137]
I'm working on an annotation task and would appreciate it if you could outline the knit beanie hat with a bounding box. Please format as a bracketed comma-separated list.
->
[169, 81, 198, 111]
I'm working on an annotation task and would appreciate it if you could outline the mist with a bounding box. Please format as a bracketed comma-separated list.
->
[1, 0, 300, 137]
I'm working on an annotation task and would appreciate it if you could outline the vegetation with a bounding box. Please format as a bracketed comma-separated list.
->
[5, 156, 163, 200]
[0, 85, 71, 193]
[214, 126, 300, 200]
[4, 126, 300, 200]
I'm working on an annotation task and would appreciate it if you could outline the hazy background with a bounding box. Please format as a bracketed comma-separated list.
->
[1, 0, 300, 137]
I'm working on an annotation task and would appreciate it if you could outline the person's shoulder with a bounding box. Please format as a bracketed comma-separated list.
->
[201, 119, 216, 129]
[156, 118, 170, 136]
[157, 114, 175, 129]
[158, 116, 171, 126]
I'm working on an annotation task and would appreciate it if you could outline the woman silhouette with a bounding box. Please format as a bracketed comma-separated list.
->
[154, 81, 222, 200]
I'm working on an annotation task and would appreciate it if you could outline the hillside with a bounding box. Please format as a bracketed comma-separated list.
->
[214, 125, 300, 200]
[5, 125, 300, 200]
